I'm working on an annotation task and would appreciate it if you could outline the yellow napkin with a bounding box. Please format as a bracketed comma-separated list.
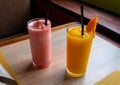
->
[0, 51, 21, 85]
[94, 71, 120, 85]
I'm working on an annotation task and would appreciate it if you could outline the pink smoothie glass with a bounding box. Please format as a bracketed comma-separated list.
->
[27, 18, 51, 68]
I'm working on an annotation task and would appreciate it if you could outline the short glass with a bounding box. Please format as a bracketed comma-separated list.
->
[27, 18, 51, 68]
[66, 25, 94, 77]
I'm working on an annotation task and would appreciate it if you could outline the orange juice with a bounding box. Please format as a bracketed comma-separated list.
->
[66, 25, 94, 77]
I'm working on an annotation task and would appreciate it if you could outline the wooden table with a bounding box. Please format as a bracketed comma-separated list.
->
[0, 22, 120, 85]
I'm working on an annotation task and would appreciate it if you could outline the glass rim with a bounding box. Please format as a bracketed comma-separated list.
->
[67, 24, 94, 37]
[27, 18, 51, 29]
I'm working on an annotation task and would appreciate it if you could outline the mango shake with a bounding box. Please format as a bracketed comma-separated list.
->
[66, 17, 98, 77]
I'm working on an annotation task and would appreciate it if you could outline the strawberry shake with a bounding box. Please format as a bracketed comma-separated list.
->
[28, 18, 51, 68]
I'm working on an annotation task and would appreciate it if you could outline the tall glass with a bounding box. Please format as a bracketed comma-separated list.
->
[66, 25, 94, 77]
[27, 18, 51, 68]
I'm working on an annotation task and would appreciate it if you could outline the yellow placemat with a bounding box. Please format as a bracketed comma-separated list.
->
[0, 51, 21, 85]
[94, 71, 120, 85]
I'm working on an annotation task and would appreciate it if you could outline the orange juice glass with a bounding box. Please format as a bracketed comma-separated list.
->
[66, 25, 94, 77]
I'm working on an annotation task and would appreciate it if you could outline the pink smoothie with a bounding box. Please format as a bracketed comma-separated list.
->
[28, 18, 51, 68]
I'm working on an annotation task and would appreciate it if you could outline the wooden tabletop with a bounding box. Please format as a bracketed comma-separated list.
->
[0, 22, 120, 85]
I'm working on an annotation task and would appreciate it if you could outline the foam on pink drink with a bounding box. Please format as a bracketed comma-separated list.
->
[28, 18, 51, 68]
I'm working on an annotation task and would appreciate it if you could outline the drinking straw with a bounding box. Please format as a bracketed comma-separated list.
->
[45, 0, 51, 26]
[80, 2, 84, 36]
